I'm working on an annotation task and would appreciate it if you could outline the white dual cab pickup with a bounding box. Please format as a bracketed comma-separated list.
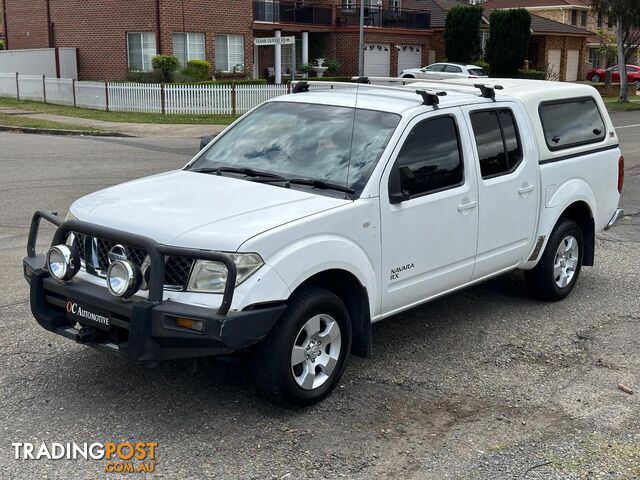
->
[23, 77, 624, 406]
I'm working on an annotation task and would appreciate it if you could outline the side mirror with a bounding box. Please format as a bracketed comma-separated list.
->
[389, 191, 410, 204]
[199, 135, 216, 151]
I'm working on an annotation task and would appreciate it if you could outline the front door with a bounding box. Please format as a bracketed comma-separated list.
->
[462, 103, 538, 280]
[380, 109, 479, 315]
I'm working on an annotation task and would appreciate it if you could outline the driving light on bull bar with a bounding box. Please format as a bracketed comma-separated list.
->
[187, 253, 264, 293]
[106, 260, 142, 298]
[47, 245, 80, 281]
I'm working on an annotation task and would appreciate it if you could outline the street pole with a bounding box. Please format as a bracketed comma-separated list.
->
[358, 1, 365, 76]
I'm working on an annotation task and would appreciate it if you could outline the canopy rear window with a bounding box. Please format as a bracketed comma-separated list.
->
[539, 97, 606, 151]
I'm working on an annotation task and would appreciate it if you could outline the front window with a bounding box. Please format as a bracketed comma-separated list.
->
[189, 102, 400, 195]
[173, 32, 206, 66]
[215, 34, 245, 72]
[127, 32, 157, 71]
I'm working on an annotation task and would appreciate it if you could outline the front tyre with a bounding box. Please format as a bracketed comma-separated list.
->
[252, 287, 351, 407]
[525, 219, 584, 301]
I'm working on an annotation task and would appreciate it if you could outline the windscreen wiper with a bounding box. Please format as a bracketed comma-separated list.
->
[255, 177, 355, 194]
[191, 166, 285, 180]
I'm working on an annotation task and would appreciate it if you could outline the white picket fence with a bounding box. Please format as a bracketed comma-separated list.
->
[0, 73, 317, 115]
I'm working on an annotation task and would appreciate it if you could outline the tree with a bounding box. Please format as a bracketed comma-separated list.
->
[591, 0, 640, 101]
[485, 9, 531, 77]
[444, 5, 484, 64]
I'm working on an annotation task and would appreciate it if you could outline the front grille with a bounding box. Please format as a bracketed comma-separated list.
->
[71, 233, 194, 290]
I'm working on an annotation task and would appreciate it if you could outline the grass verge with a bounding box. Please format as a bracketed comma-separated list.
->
[602, 96, 640, 112]
[0, 112, 104, 133]
[0, 97, 239, 125]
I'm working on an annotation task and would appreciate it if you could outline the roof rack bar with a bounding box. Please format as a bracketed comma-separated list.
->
[473, 83, 504, 101]
[291, 79, 446, 98]
[292, 81, 309, 93]
[415, 89, 447, 109]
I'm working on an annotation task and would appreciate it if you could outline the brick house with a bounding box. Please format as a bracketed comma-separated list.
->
[482, 0, 640, 75]
[1, 0, 433, 81]
[423, 0, 590, 81]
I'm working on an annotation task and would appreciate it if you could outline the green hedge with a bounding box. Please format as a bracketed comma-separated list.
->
[517, 69, 545, 80]
[199, 79, 267, 85]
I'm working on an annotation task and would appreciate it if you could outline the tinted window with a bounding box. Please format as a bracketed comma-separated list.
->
[425, 64, 444, 71]
[470, 109, 523, 178]
[539, 98, 605, 150]
[444, 65, 462, 73]
[468, 68, 486, 77]
[391, 116, 464, 197]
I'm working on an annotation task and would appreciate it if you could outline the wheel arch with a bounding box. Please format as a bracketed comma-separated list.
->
[559, 201, 595, 266]
[291, 269, 371, 358]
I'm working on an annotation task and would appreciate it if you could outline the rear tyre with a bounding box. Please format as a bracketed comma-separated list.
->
[252, 287, 351, 407]
[402, 74, 415, 79]
[636, 80, 640, 91]
[525, 219, 584, 301]
[592, 73, 601, 82]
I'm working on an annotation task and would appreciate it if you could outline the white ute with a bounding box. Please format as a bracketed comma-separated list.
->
[24, 77, 624, 406]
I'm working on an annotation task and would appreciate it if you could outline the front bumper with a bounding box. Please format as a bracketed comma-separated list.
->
[23, 211, 286, 362]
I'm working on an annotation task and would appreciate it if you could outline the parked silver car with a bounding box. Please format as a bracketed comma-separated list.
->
[401, 62, 487, 80]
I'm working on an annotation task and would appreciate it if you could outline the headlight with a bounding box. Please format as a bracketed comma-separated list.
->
[106, 260, 142, 298]
[187, 253, 264, 293]
[47, 245, 80, 281]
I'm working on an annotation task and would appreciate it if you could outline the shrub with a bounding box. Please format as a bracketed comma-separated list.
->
[444, 5, 484, 64]
[198, 79, 268, 85]
[485, 9, 531, 77]
[183, 59, 212, 82]
[518, 69, 545, 80]
[151, 55, 180, 82]
[126, 69, 163, 83]
[0, 39, 5, 51]
[324, 58, 340, 74]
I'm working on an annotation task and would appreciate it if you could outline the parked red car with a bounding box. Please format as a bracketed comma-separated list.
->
[587, 64, 640, 88]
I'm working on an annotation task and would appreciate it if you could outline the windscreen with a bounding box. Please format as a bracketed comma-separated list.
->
[189, 101, 400, 194]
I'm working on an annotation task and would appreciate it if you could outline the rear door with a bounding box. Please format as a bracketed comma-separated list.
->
[380, 109, 479, 314]
[462, 103, 539, 280]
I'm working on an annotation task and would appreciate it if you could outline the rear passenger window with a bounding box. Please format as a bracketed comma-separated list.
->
[444, 65, 462, 73]
[391, 116, 464, 198]
[470, 109, 523, 179]
[539, 97, 605, 150]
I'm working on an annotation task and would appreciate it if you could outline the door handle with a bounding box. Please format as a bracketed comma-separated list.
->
[518, 183, 535, 195]
[457, 200, 478, 212]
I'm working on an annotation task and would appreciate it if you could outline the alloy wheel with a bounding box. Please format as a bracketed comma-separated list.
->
[553, 235, 579, 288]
[290, 314, 342, 390]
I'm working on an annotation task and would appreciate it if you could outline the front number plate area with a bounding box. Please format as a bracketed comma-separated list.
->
[66, 299, 111, 331]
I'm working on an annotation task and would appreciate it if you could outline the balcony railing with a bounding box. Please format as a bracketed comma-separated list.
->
[253, 1, 333, 26]
[252, 1, 431, 30]
[336, 5, 431, 30]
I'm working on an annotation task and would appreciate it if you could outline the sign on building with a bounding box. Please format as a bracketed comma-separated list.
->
[254, 36, 296, 46]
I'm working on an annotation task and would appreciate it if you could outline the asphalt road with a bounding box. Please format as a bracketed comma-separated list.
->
[0, 113, 639, 479]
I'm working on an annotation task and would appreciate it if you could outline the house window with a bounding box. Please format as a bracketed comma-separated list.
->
[215, 34, 245, 72]
[281, 39, 303, 74]
[597, 12, 603, 28]
[173, 33, 205, 66]
[342, 0, 356, 10]
[390, 0, 402, 9]
[127, 32, 157, 71]
[570, 10, 577, 26]
[580, 11, 587, 27]
[588, 48, 600, 68]
[480, 31, 489, 54]
[607, 16, 614, 28]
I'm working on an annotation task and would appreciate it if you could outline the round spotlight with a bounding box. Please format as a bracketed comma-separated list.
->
[47, 245, 80, 281]
[106, 260, 141, 298]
